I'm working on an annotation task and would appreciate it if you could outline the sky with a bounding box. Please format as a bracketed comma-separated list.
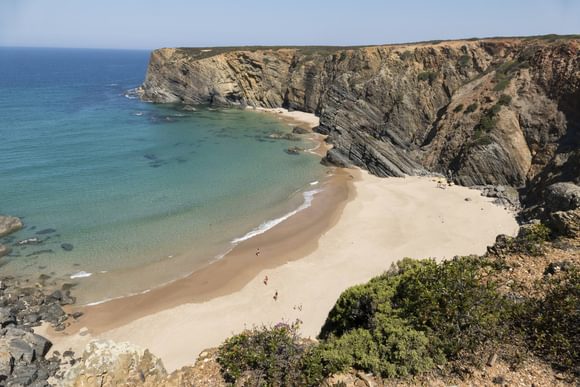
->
[0, 0, 578, 50]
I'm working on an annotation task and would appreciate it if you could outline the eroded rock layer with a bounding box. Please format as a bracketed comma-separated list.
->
[141, 37, 579, 209]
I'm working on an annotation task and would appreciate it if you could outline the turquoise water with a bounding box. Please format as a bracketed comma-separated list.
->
[0, 48, 326, 302]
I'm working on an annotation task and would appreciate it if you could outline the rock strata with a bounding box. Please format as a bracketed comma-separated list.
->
[62, 340, 167, 387]
[141, 37, 579, 212]
[0, 276, 78, 386]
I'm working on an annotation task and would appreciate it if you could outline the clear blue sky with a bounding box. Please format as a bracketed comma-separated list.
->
[0, 0, 578, 50]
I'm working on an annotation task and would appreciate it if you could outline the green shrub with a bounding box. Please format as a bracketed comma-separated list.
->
[477, 115, 496, 132]
[394, 257, 506, 358]
[319, 272, 400, 339]
[217, 321, 324, 386]
[465, 103, 478, 114]
[527, 268, 579, 371]
[453, 104, 464, 113]
[498, 94, 512, 106]
[319, 321, 435, 378]
[515, 223, 552, 256]
[319, 257, 506, 376]
[417, 71, 437, 83]
[458, 54, 471, 68]
[494, 78, 511, 91]
[472, 132, 494, 146]
[488, 103, 502, 116]
[399, 51, 414, 61]
[490, 223, 551, 257]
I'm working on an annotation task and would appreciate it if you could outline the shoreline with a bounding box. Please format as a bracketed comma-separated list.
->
[33, 106, 328, 307]
[41, 173, 519, 372]
[39, 109, 519, 373]
[65, 168, 353, 332]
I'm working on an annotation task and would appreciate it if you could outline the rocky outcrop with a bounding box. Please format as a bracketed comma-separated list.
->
[141, 37, 579, 210]
[62, 340, 167, 387]
[0, 216, 23, 257]
[0, 275, 81, 386]
[62, 342, 226, 387]
[0, 216, 22, 238]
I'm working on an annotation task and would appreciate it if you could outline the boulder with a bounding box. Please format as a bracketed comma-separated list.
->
[0, 348, 14, 377]
[322, 148, 354, 168]
[285, 146, 303, 155]
[0, 216, 22, 238]
[0, 308, 16, 328]
[292, 126, 310, 134]
[8, 338, 35, 364]
[62, 340, 167, 387]
[548, 208, 580, 237]
[61, 243, 74, 251]
[25, 333, 52, 358]
[544, 182, 580, 213]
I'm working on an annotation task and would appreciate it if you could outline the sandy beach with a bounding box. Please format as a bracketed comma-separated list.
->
[41, 162, 519, 372]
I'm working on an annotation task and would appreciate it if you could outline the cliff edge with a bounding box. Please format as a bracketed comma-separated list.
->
[141, 36, 579, 214]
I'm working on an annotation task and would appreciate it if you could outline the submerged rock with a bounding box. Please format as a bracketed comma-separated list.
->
[0, 216, 23, 238]
[16, 237, 42, 246]
[268, 132, 300, 141]
[285, 146, 303, 155]
[182, 104, 197, 111]
[292, 126, 310, 134]
[35, 228, 57, 235]
[61, 243, 74, 252]
[0, 244, 10, 258]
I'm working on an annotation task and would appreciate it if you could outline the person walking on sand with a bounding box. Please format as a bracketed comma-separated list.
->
[256, 248, 260, 256]
[273, 290, 278, 301]
[263, 275, 268, 286]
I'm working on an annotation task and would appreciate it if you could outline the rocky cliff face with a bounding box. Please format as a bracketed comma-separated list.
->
[141, 37, 579, 210]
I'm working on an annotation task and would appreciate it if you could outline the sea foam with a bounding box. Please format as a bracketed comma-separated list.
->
[70, 271, 92, 279]
[231, 189, 321, 244]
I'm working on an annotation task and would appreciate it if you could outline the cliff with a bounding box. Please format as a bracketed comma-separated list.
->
[141, 36, 579, 212]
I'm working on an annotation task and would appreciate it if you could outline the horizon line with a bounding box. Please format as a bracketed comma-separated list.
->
[1, 33, 578, 51]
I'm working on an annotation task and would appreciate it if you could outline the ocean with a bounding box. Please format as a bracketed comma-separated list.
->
[0, 47, 326, 304]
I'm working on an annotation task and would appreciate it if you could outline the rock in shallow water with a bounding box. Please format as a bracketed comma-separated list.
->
[285, 146, 303, 155]
[0, 244, 10, 258]
[61, 243, 74, 252]
[35, 228, 57, 235]
[0, 216, 23, 238]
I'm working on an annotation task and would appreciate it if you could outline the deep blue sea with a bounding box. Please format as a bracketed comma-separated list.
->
[0, 47, 325, 303]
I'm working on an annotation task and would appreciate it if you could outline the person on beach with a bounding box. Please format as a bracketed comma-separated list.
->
[263, 275, 268, 285]
[273, 290, 278, 301]
[256, 248, 260, 256]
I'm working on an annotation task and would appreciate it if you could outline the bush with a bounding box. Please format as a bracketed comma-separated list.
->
[515, 223, 551, 256]
[458, 54, 471, 68]
[527, 268, 579, 371]
[465, 103, 478, 114]
[417, 71, 437, 83]
[494, 78, 511, 91]
[488, 103, 502, 116]
[319, 321, 435, 378]
[319, 272, 399, 339]
[453, 104, 464, 113]
[217, 321, 324, 386]
[394, 257, 506, 358]
[498, 94, 512, 106]
[399, 51, 414, 61]
[319, 257, 507, 376]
